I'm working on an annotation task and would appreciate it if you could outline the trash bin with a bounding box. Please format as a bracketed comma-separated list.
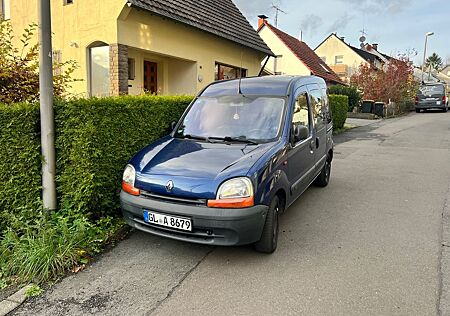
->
[361, 100, 374, 113]
[373, 102, 385, 117]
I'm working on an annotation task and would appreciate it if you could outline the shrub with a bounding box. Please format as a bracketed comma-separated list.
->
[329, 94, 348, 130]
[328, 85, 361, 112]
[56, 95, 192, 218]
[0, 103, 42, 234]
[0, 21, 78, 105]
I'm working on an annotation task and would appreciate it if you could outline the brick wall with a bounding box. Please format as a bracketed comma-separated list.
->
[110, 43, 128, 95]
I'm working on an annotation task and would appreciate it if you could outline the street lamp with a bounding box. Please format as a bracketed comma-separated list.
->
[421, 31, 434, 83]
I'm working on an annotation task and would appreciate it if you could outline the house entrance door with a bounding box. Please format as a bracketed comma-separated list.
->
[144, 61, 158, 94]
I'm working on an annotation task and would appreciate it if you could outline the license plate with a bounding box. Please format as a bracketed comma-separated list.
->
[143, 211, 192, 231]
[437, 101, 441, 105]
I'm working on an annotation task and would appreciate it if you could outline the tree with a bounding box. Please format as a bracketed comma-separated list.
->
[0, 20, 79, 105]
[350, 59, 417, 105]
[425, 53, 443, 71]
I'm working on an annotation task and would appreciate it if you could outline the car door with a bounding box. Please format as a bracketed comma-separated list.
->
[288, 88, 316, 199]
[308, 84, 328, 175]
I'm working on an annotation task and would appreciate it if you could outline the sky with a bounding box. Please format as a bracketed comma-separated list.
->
[233, 0, 450, 66]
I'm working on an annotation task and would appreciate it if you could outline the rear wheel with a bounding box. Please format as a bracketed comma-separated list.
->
[443, 107, 448, 113]
[314, 154, 332, 187]
[254, 196, 280, 254]
[415, 108, 420, 113]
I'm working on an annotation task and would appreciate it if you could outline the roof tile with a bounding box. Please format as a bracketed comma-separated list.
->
[265, 23, 344, 84]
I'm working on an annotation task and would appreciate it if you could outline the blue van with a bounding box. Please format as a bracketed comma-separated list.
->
[120, 76, 333, 253]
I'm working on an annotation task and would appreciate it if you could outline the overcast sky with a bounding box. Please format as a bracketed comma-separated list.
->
[233, 0, 449, 66]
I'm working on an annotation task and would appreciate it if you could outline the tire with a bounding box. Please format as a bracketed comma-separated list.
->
[314, 155, 331, 187]
[415, 108, 420, 113]
[443, 107, 448, 113]
[254, 196, 280, 254]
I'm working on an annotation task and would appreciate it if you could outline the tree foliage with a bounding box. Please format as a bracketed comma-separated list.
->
[425, 52, 443, 71]
[0, 20, 79, 104]
[350, 59, 417, 105]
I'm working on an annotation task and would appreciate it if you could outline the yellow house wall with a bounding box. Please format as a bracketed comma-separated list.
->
[118, 9, 266, 94]
[258, 25, 310, 76]
[314, 35, 367, 78]
[9, 0, 126, 97]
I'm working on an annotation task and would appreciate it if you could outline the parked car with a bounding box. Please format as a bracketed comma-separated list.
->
[120, 76, 334, 253]
[415, 83, 448, 112]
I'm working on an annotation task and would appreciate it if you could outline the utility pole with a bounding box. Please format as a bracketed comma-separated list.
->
[271, 4, 286, 27]
[39, 0, 57, 210]
[421, 32, 434, 83]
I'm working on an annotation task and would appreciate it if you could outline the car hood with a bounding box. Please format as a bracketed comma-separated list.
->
[131, 136, 273, 198]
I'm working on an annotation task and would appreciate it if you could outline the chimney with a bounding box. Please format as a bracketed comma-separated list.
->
[372, 43, 378, 50]
[258, 15, 268, 29]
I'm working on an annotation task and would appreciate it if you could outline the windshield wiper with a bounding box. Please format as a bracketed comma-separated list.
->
[209, 136, 259, 145]
[177, 134, 211, 142]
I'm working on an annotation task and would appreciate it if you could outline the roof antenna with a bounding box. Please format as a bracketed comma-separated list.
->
[238, 51, 244, 95]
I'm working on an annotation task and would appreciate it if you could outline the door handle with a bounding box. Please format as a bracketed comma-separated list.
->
[316, 138, 320, 148]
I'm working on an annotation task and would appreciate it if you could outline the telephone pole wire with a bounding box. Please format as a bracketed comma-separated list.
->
[39, 0, 57, 210]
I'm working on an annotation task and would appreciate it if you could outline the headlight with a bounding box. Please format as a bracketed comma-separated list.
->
[208, 177, 254, 208]
[122, 164, 140, 196]
[123, 164, 136, 185]
[217, 177, 253, 199]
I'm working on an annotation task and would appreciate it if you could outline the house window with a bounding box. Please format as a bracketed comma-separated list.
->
[64, 0, 74, 5]
[88, 44, 110, 97]
[334, 55, 343, 65]
[52, 50, 62, 76]
[128, 58, 135, 80]
[0, 0, 11, 20]
[215, 62, 247, 81]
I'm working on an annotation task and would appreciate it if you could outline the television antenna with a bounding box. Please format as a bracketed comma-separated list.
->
[271, 3, 286, 27]
[359, 28, 367, 44]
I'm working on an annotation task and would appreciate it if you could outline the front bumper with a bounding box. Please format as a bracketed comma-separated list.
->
[120, 191, 269, 246]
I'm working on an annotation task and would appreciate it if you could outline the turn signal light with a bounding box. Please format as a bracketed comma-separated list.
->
[207, 196, 254, 208]
[443, 95, 447, 104]
[122, 181, 140, 196]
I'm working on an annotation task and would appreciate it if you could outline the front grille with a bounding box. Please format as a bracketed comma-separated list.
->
[140, 190, 207, 206]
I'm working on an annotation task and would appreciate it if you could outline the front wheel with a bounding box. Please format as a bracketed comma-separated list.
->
[254, 196, 280, 254]
[314, 155, 332, 187]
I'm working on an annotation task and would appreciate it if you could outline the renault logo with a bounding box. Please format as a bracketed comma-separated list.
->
[165, 180, 174, 192]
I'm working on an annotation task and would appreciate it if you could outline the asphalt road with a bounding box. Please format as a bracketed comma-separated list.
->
[12, 112, 450, 316]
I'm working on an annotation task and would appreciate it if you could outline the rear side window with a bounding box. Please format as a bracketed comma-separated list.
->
[308, 84, 327, 130]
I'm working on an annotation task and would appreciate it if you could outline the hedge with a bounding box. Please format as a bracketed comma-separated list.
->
[328, 85, 361, 112]
[329, 94, 348, 130]
[0, 103, 42, 233]
[0, 95, 193, 233]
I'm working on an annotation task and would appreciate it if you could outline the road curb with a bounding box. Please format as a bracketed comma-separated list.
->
[439, 183, 450, 315]
[0, 285, 32, 316]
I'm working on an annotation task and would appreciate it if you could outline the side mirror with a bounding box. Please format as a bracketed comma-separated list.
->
[170, 121, 177, 131]
[293, 125, 309, 142]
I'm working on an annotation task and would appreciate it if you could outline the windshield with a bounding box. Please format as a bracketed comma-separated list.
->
[418, 85, 444, 95]
[174, 96, 286, 142]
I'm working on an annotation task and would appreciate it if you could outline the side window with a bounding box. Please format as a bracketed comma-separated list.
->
[292, 93, 311, 136]
[310, 88, 325, 131]
[322, 88, 332, 124]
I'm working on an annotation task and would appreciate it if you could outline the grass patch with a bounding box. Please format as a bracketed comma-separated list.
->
[333, 124, 356, 135]
[25, 284, 43, 297]
[0, 211, 125, 286]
